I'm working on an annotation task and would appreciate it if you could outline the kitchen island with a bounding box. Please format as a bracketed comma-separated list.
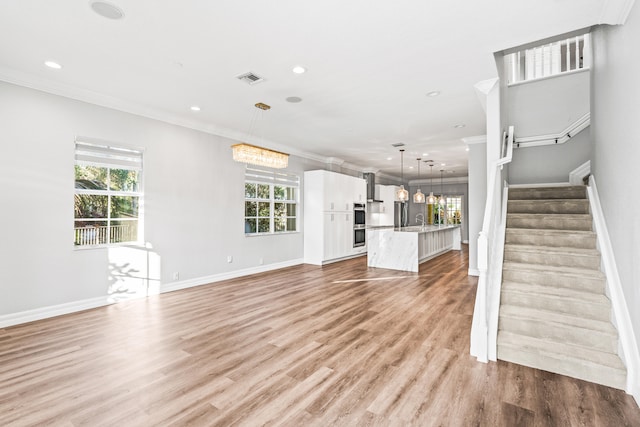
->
[367, 225, 461, 272]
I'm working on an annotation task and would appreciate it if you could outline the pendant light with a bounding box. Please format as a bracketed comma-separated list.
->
[427, 162, 436, 204]
[413, 158, 425, 203]
[396, 149, 409, 202]
[438, 169, 446, 205]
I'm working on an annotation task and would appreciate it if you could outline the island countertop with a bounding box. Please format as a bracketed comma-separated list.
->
[367, 225, 461, 272]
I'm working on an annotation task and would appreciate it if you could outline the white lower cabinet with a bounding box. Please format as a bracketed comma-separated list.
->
[323, 212, 352, 260]
[304, 170, 366, 265]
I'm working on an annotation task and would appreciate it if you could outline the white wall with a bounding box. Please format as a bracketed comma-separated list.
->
[0, 81, 326, 317]
[591, 7, 640, 348]
[507, 70, 592, 184]
[407, 181, 469, 242]
[509, 128, 591, 184]
[466, 142, 487, 276]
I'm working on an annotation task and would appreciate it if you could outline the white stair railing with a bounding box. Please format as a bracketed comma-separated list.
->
[507, 33, 590, 84]
[514, 112, 590, 148]
[470, 126, 514, 363]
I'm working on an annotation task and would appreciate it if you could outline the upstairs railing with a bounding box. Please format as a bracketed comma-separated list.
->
[506, 33, 590, 85]
[470, 125, 514, 363]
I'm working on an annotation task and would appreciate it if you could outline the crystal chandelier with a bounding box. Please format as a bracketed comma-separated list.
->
[231, 103, 289, 169]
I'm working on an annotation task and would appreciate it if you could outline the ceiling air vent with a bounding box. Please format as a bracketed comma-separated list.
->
[391, 143, 405, 147]
[236, 72, 265, 85]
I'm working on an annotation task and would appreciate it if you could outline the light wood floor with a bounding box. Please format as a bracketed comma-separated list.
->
[1, 246, 639, 426]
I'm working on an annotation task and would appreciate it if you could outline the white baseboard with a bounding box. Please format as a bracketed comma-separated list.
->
[160, 258, 304, 294]
[462, 240, 469, 244]
[588, 176, 640, 398]
[0, 259, 305, 328]
[569, 160, 591, 185]
[0, 296, 112, 328]
[468, 268, 480, 277]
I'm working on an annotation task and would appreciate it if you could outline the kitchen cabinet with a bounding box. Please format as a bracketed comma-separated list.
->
[304, 170, 366, 265]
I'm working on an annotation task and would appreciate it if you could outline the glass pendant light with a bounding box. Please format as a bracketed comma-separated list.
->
[438, 169, 446, 205]
[427, 162, 436, 204]
[413, 157, 425, 203]
[396, 149, 409, 202]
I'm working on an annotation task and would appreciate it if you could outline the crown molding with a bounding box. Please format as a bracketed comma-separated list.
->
[462, 135, 488, 145]
[0, 67, 331, 165]
[409, 176, 468, 186]
[599, 0, 636, 25]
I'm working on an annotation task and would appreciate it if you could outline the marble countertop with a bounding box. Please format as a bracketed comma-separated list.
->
[391, 224, 460, 233]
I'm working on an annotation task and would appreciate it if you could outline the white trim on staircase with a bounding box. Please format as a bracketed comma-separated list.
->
[0, 258, 304, 328]
[514, 112, 590, 148]
[569, 160, 591, 185]
[587, 175, 640, 401]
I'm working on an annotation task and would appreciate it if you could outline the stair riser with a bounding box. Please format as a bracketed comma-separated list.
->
[509, 187, 587, 200]
[505, 232, 596, 249]
[501, 291, 610, 321]
[497, 346, 625, 390]
[506, 216, 592, 231]
[507, 200, 590, 214]
[499, 318, 617, 352]
[504, 250, 601, 270]
[501, 269, 605, 293]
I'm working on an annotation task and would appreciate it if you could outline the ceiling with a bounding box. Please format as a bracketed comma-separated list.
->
[0, 0, 623, 180]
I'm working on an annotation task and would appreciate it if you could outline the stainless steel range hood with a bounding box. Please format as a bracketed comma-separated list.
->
[363, 172, 383, 202]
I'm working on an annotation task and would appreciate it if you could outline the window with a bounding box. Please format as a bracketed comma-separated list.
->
[446, 196, 463, 225]
[74, 139, 143, 246]
[244, 167, 299, 235]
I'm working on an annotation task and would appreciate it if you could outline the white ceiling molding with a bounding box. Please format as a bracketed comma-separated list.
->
[462, 135, 488, 145]
[0, 67, 332, 166]
[409, 176, 469, 186]
[598, 0, 636, 25]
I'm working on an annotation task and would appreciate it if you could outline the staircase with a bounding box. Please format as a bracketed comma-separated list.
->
[497, 185, 626, 389]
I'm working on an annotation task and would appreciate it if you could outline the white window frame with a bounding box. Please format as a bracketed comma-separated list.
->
[74, 138, 144, 247]
[244, 167, 299, 236]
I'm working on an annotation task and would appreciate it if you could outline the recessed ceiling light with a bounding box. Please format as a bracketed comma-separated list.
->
[454, 123, 466, 128]
[190, 106, 201, 111]
[387, 157, 393, 161]
[292, 66, 306, 74]
[422, 152, 429, 156]
[441, 163, 446, 166]
[426, 91, 440, 97]
[90, 1, 125, 20]
[409, 166, 414, 169]
[286, 96, 303, 103]
[465, 147, 470, 152]
[44, 61, 62, 69]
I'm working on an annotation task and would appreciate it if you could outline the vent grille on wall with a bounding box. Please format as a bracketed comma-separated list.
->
[236, 72, 265, 85]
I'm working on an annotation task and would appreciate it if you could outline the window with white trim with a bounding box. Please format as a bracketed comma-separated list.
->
[74, 139, 143, 246]
[244, 167, 299, 235]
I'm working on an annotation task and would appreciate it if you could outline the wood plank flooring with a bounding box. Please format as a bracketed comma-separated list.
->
[1, 246, 639, 426]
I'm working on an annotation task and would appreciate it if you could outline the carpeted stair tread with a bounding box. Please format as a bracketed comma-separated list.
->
[507, 199, 590, 214]
[502, 261, 605, 278]
[501, 281, 610, 320]
[506, 213, 593, 231]
[505, 228, 597, 249]
[499, 304, 616, 334]
[497, 332, 626, 390]
[498, 331, 625, 370]
[502, 281, 607, 301]
[508, 186, 587, 200]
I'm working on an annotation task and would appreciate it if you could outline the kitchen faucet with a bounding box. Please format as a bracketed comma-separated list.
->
[416, 213, 425, 227]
